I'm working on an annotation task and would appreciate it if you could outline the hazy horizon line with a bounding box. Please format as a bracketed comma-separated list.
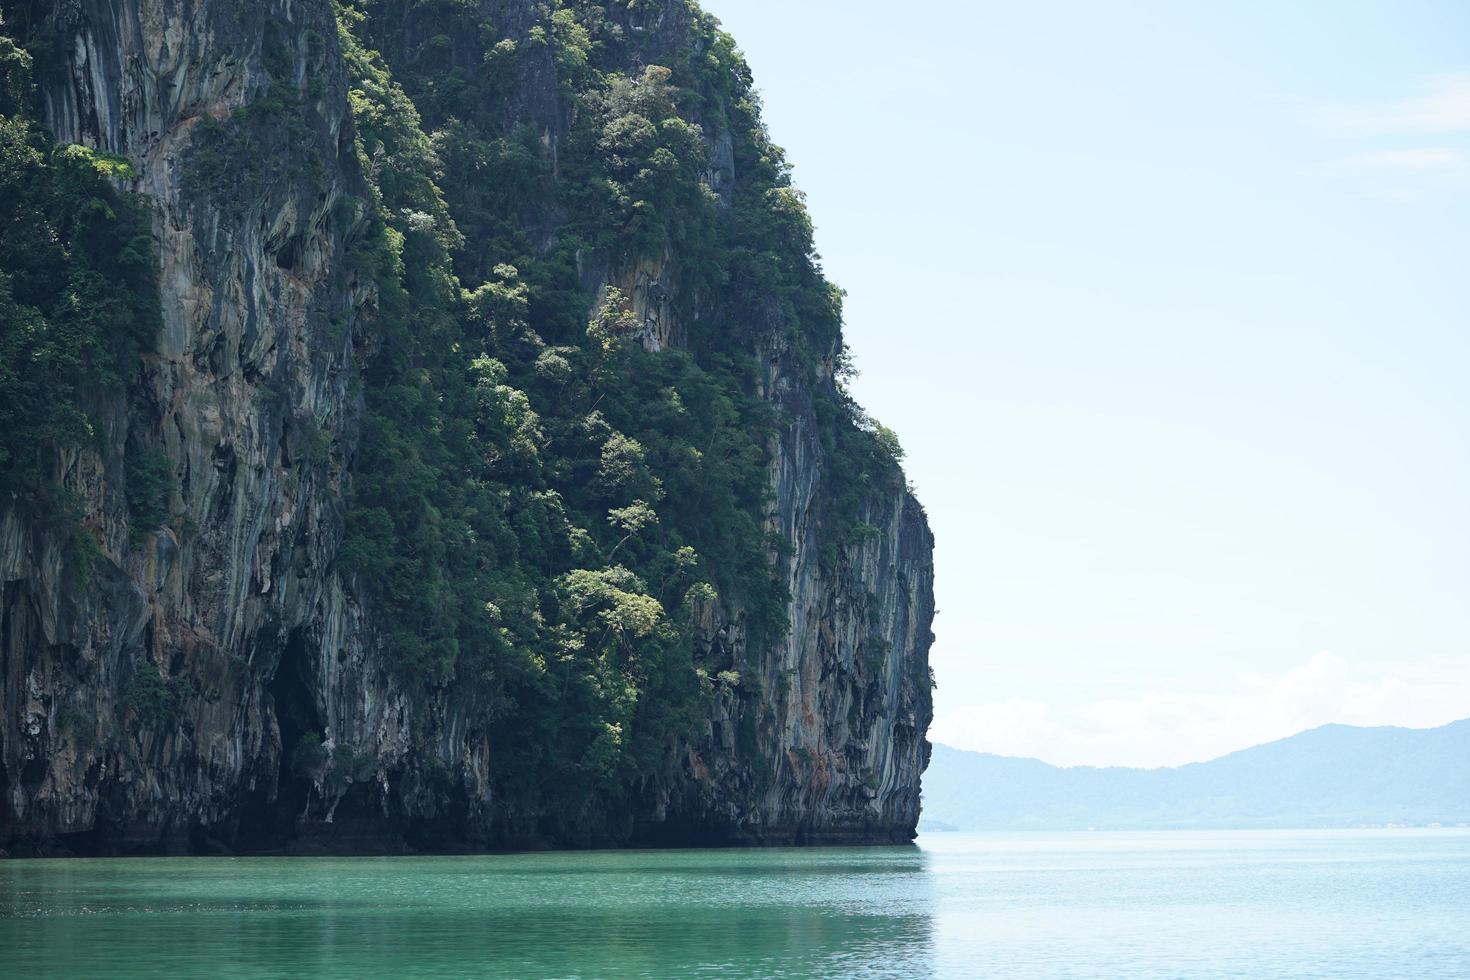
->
[935, 715, 1470, 772]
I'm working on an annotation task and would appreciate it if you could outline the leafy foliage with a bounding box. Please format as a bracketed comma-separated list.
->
[125, 440, 175, 530]
[326, 0, 909, 827]
[123, 665, 183, 726]
[0, 32, 160, 501]
[1, 2, 911, 837]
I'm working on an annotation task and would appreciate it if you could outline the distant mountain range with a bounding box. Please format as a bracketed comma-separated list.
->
[920, 719, 1470, 831]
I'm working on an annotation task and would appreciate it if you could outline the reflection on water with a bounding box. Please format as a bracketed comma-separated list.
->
[3, 831, 1469, 978]
[0, 845, 934, 978]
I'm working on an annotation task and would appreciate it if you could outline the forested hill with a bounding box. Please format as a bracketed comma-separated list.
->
[921, 720, 1470, 831]
[0, 0, 933, 856]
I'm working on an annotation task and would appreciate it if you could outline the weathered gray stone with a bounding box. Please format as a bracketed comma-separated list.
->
[0, 0, 933, 855]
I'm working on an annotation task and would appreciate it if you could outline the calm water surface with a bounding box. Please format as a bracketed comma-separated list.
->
[2, 830, 1467, 977]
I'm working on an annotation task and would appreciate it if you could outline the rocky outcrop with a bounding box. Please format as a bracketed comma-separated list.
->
[1, 0, 382, 853]
[0, 0, 932, 856]
[662, 359, 934, 844]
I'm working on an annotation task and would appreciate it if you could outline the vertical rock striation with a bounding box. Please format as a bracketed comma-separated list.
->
[2, 0, 378, 852]
[661, 346, 934, 844]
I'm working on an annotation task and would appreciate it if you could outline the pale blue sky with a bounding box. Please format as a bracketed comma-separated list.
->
[706, 0, 1470, 765]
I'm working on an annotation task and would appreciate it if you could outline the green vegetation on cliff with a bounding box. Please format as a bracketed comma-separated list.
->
[0, 0, 911, 839]
[322, 1, 904, 821]
[0, 33, 159, 505]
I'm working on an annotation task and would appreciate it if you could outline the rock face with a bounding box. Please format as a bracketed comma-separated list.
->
[668, 348, 934, 844]
[0, 0, 932, 855]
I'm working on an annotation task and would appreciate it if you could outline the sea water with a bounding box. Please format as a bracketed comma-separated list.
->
[2, 829, 1467, 977]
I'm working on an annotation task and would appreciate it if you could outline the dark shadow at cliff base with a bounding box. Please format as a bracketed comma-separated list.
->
[3, 821, 920, 859]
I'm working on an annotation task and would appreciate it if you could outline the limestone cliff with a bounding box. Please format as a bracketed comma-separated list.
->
[0, 0, 932, 855]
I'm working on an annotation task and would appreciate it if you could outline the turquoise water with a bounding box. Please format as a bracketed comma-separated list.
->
[2, 830, 1467, 977]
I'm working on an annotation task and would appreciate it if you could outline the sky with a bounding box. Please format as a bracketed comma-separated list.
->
[704, 0, 1470, 768]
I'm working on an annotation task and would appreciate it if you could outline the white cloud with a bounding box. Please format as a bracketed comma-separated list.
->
[1318, 71, 1470, 192]
[1324, 70, 1470, 136]
[930, 652, 1470, 770]
[1346, 147, 1466, 171]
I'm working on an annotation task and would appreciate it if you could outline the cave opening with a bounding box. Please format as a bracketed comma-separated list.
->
[233, 628, 321, 852]
[270, 628, 322, 826]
